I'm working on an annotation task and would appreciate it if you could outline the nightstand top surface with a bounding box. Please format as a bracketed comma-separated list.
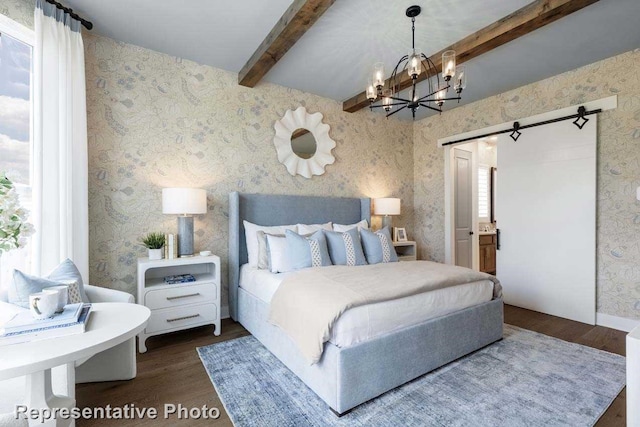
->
[392, 240, 416, 246]
[138, 254, 220, 268]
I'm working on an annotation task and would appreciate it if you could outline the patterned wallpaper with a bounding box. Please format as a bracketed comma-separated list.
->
[414, 50, 640, 319]
[1, 0, 33, 28]
[82, 34, 414, 305]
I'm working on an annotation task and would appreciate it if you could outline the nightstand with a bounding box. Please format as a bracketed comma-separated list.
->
[393, 241, 417, 261]
[137, 255, 221, 353]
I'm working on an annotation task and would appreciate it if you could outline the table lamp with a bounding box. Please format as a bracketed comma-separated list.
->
[374, 198, 401, 230]
[162, 188, 207, 257]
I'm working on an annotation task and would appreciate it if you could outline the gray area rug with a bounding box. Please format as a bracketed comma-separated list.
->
[197, 325, 625, 427]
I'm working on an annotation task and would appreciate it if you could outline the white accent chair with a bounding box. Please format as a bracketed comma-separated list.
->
[0, 285, 137, 426]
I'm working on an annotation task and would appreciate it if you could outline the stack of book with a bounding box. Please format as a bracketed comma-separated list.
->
[164, 274, 196, 284]
[0, 303, 92, 346]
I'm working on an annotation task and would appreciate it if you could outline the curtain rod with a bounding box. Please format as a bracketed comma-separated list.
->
[441, 106, 601, 146]
[44, 0, 93, 30]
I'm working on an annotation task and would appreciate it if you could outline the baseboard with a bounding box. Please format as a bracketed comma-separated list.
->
[596, 312, 640, 332]
[221, 305, 230, 320]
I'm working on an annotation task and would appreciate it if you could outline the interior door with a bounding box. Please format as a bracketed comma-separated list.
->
[454, 148, 473, 269]
[496, 119, 596, 324]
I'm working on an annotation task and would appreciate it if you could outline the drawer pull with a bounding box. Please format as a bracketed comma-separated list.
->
[166, 293, 200, 301]
[166, 314, 201, 323]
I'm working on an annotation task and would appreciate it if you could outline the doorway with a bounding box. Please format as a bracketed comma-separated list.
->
[448, 140, 497, 273]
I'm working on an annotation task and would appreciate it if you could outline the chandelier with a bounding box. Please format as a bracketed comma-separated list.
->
[366, 5, 467, 119]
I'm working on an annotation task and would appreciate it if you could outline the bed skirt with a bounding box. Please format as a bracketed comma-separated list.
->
[238, 288, 504, 414]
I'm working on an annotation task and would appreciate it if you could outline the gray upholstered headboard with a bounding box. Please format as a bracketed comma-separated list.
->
[228, 192, 371, 320]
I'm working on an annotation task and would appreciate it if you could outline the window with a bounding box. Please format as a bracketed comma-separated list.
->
[478, 165, 491, 223]
[0, 16, 34, 285]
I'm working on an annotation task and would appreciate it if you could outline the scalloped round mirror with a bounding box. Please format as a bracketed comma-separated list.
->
[273, 107, 336, 179]
[291, 129, 317, 159]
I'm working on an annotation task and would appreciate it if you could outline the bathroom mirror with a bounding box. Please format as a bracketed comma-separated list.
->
[290, 128, 317, 159]
[273, 107, 336, 178]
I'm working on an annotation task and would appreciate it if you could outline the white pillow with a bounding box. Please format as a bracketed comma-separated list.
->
[243, 220, 297, 268]
[297, 222, 332, 234]
[266, 234, 291, 273]
[333, 219, 369, 232]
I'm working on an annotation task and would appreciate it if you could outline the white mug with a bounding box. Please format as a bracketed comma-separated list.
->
[45, 285, 69, 313]
[29, 292, 58, 320]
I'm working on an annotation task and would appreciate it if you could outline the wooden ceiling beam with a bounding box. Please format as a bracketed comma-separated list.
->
[342, 0, 599, 113]
[238, 0, 336, 88]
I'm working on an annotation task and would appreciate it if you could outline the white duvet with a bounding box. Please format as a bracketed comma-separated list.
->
[239, 264, 493, 349]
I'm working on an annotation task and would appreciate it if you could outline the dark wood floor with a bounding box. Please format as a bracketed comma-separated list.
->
[76, 305, 627, 426]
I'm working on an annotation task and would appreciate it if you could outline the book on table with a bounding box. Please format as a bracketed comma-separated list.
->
[0, 304, 92, 346]
[164, 274, 196, 284]
[1, 302, 84, 334]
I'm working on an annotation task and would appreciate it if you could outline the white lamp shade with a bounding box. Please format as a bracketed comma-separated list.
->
[374, 198, 401, 216]
[162, 188, 207, 215]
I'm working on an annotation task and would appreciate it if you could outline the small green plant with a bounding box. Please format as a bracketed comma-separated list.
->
[140, 232, 165, 249]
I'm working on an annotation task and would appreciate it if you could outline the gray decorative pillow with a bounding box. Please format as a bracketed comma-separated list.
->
[360, 227, 399, 264]
[324, 228, 367, 266]
[285, 230, 332, 271]
[8, 259, 90, 308]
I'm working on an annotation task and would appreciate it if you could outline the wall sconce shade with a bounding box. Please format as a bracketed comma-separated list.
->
[162, 188, 207, 215]
[374, 198, 401, 216]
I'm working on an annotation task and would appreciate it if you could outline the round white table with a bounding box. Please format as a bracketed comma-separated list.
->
[0, 303, 150, 426]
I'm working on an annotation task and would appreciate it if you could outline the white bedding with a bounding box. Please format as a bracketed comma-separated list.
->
[239, 264, 493, 348]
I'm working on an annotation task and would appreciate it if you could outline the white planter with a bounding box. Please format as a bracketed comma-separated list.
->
[148, 248, 163, 260]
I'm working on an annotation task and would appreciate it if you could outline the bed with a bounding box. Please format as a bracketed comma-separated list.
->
[228, 192, 503, 415]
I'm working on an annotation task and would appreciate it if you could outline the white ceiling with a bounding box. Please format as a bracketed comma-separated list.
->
[66, 0, 640, 121]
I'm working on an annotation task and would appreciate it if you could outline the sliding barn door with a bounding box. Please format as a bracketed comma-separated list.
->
[496, 119, 596, 324]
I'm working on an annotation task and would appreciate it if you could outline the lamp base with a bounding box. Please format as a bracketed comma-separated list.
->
[381, 215, 392, 230]
[177, 216, 194, 257]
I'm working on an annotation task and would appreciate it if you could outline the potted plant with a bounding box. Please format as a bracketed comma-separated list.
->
[140, 232, 165, 260]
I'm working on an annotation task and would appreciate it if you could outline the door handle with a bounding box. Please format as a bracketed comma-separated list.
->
[496, 229, 501, 250]
[469, 231, 474, 235]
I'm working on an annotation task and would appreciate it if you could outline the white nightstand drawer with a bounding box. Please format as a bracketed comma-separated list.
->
[145, 283, 216, 310]
[146, 303, 217, 334]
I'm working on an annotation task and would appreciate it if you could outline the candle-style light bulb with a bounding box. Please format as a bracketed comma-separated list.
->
[408, 50, 422, 79]
[442, 50, 456, 81]
[435, 86, 445, 107]
[373, 62, 385, 90]
[366, 80, 376, 101]
[382, 89, 393, 112]
[454, 65, 467, 94]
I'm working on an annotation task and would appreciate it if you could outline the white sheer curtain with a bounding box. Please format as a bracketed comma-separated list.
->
[32, 0, 89, 280]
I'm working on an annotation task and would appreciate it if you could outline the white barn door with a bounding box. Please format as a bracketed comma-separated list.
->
[496, 119, 596, 324]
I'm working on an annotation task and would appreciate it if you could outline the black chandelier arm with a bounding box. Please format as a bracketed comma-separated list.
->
[419, 103, 443, 113]
[418, 85, 449, 102]
[370, 102, 409, 109]
[385, 105, 408, 118]
[387, 95, 413, 103]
